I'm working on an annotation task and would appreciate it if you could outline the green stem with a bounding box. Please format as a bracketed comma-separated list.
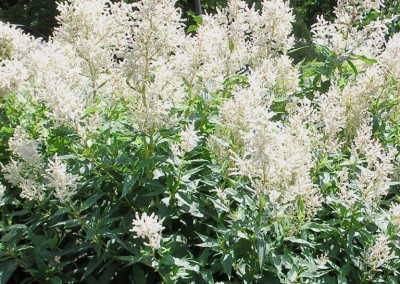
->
[70, 203, 109, 252]
[171, 161, 184, 198]
[143, 134, 154, 179]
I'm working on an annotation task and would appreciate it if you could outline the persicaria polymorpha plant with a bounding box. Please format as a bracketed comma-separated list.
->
[0, 0, 400, 282]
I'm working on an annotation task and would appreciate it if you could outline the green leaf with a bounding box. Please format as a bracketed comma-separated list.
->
[176, 191, 203, 217]
[9, 208, 31, 217]
[233, 238, 252, 258]
[122, 174, 137, 198]
[49, 233, 59, 249]
[53, 207, 71, 217]
[258, 274, 281, 284]
[209, 135, 229, 147]
[284, 237, 315, 248]
[131, 264, 146, 284]
[173, 257, 200, 273]
[81, 256, 103, 280]
[222, 253, 233, 277]
[2, 224, 27, 244]
[299, 270, 332, 278]
[200, 270, 214, 283]
[160, 255, 174, 266]
[98, 261, 118, 283]
[84, 106, 99, 115]
[53, 219, 80, 228]
[187, 25, 197, 33]
[81, 194, 104, 211]
[353, 54, 378, 65]
[102, 232, 130, 251]
[256, 241, 269, 269]
[340, 262, 351, 277]
[143, 185, 165, 196]
[300, 222, 332, 232]
[181, 166, 203, 182]
[193, 15, 203, 25]
[338, 275, 348, 284]
[195, 233, 218, 248]
[346, 59, 358, 75]
[288, 269, 298, 282]
[86, 227, 96, 240]
[229, 39, 235, 53]
[210, 198, 229, 212]
[0, 260, 17, 284]
[115, 255, 142, 265]
[49, 276, 63, 284]
[388, 276, 399, 284]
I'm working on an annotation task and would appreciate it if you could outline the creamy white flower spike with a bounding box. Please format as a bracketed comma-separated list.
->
[54, 0, 124, 86]
[45, 155, 80, 204]
[363, 233, 395, 270]
[19, 178, 44, 201]
[1, 159, 25, 187]
[0, 60, 29, 97]
[0, 0, 299, 135]
[0, 22, 39, 61]
[8, 126, 41, 167]
[252, 0, 295, 56]
[336, 123, 397, 208]
[389, 203, 400, 229]
[179, 123, 200, 153]
[171, 122, 200, 158]
[224, 95, 321, 217]
[130, 212, 165, 250]
[314, 87, 346, 150]
[312, 0, 388, 58]
[0, 182, 6, 205]
[380, 32, 400, 80]
[0, 22, 39, 97]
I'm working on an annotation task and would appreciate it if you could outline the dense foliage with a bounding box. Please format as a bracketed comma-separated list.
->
[0, 0, 337, 38]
[0, 0, 58, 38]
[1, 0, 400, 283]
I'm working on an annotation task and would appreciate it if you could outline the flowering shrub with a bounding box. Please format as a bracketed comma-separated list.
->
[1, 0, 400, 283]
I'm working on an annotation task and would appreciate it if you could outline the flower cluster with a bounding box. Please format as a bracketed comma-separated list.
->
[1, 125, 81, 202]
[389, 203, 400, 229]
[0, 22, 38, 97]
[45, 155, 80, 204]
[0, 182, 5, 205]
[8, 126, 41, 167]
[171, 122, 200, 158]
[380, 33, 400, 81]
[334, 123, 397, 208]
[130, 212, 165, 250]
[363, 233, 395, 270]
[1, 126, 44, 201]
[312, 0, 389, 58]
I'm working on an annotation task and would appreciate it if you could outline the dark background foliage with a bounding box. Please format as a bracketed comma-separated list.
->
[0, 0, 58, 38]
[0, 0, 335, 38]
